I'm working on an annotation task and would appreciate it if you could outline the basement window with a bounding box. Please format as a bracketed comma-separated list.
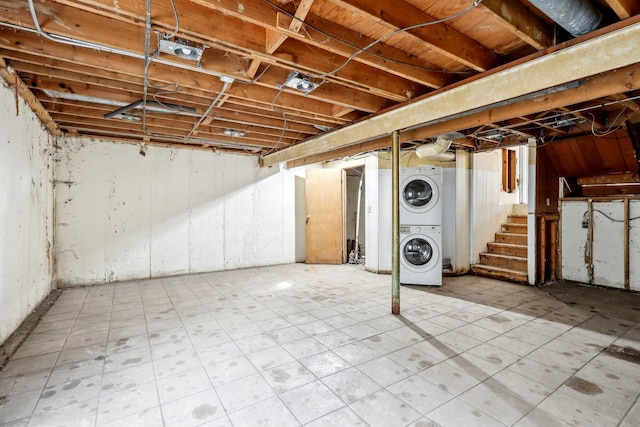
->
[502, 148, 517, 193]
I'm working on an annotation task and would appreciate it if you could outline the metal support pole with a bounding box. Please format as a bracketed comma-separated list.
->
[391, 130, 400, 315]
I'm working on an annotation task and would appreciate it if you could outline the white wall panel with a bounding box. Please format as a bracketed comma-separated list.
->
[105, 143, 152, 282]
[188, 151, 225, 272]
[54, 140, 107, 283]
[630, 200, 640, 291]
[150, 148, 190, 276]
[55, 138, 296, 286]
[592, 202, 625, 288]
[0, 82, 54, 343]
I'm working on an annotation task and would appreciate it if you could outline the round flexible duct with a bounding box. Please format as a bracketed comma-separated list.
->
[529, 0, 601, 37]
[415, 137, 455, 161]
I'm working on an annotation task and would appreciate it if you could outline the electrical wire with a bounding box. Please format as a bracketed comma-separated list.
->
[142, 0, 152, 133]
[585, 209, 640, 223]
[260, 88, 289, 157]
[588, 105, 637, 137]
[164, 0, 180, 40]
[235, 64, 272, 85]
[261, 0, 479, 76]
[186, 78, 233, 139]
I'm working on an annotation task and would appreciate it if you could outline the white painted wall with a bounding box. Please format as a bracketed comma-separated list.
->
[54, 138, 296, 286]
[0, 82, 54, 344]
[470, 150, 520, 263]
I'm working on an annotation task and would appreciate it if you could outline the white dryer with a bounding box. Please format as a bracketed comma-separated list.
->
[400, 225, 442, 286]
[400, 166, 442, 225]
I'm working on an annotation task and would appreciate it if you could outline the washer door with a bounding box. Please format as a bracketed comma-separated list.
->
[404, 237, 433, 266]
[401, 233, 439, 273]
[400, 176, 439, 214]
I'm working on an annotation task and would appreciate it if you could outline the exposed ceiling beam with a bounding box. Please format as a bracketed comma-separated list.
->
[263, 19, 640, 166]
[284, 62, 640, 168]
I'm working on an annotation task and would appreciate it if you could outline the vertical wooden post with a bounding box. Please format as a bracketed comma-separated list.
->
[587, 199, 594, 284]
[549, 219, 558, 281]
[392, 130, 400, 315]
[624, 198, 630, 290]
[538, 216, 547, 284]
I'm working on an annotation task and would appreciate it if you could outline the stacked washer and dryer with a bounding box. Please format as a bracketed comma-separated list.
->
[399, 166, 443, 286]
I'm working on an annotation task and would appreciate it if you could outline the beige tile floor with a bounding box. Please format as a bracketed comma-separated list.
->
[0, 264, 639, 426]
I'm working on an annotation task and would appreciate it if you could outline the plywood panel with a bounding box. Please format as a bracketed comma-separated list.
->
[306, 169, 345, 264]
[592, 201, 625, 288]
[560, 200, 590, 283]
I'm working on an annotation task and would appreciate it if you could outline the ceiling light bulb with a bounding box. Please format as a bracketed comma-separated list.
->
[180, 47, 192, 55]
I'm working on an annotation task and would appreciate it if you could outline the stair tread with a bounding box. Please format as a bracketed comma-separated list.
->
[471, 264, 528, 281]
[509, 214, 528, 218]
[496, 232, 527, 236]
[503, 222, 527, 227]
[472, 264, 527, 273]
[488, 242, 527, 248]
[480, 253, 527, 261]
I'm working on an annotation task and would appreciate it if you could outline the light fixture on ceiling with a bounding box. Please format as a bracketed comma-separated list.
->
[158, 38, 204, 63]
[104, 100, 196, 119]
[221, 129, 246, 138]
[280, 71, 321, 94]
[314, 124, 332, 132]
[550, 116, 585, 128]
[113, 113, 141, 122]
[485, 129, 506, 141]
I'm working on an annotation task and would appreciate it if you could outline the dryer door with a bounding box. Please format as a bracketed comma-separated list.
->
[400, 176, 439, 214]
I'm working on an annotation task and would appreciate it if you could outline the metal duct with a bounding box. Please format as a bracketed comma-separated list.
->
[415, 132, 462, 161]
[529, 0, 602, 37]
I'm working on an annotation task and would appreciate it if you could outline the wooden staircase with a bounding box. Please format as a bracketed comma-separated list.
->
[472, 214, 528, 283]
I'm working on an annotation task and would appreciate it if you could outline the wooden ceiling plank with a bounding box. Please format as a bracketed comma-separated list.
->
[262, 21, 640, 166]
[283, 62, 640, 167]
[479, 0, 552, 50]
[327, 0, 500, 72]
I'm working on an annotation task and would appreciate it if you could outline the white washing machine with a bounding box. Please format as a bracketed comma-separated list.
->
[400, 166, 442, 225]
[400, 225, 442, 286]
